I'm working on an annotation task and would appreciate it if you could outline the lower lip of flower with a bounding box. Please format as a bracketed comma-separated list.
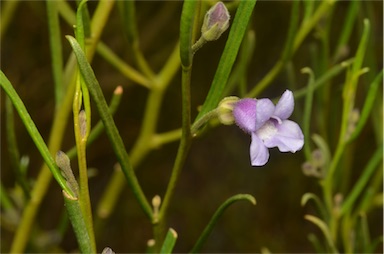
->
[256, 120, 277, 141]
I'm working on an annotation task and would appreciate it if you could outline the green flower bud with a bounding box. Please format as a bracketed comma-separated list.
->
[201, 2, 230, 41]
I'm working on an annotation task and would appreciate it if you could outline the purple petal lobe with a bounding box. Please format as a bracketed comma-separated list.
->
[263, 120, 304, 152]
[255, 99, 275, 130]
[274, 90, 294, 120]
[233, 98, 257, 133]
[250, 133, 269, 166]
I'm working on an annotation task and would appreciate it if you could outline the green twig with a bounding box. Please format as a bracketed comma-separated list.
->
[339, 146, 383, 216]
[63, 191, 93, 253]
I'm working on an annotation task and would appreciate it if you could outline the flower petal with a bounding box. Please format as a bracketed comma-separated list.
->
[274, 90, 294, 120]
[255, 99, 275, 130]
[233, 98, 257, 133]
[263, 120, 304, 152]
[250, 133, 270, 166]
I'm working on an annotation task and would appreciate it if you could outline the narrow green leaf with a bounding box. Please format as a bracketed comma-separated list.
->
[195, 0, 256, 121]
[301, 67, 316, 161]
[301, 193, 328, 221]
[0, 71, 75, 198]
[351, 19, 370, 77]
[63, 191, 94, 253]
[281, 0, 299, 62]
[190, 194, 256, 253]
[66, 35, 153, 220]
[304, 215, 338, 253]
[160, 228, 178, 254]
[117, 0, 138, 44]
[339, 145, 383, 216]
[332, 1, 359, 62]
[293, 58, 354, 100]
[348, 71, 383, 142]
[46, 0, 64, 108]
[180, 0, 198, 67]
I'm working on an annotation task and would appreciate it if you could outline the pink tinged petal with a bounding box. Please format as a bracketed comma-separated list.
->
[274, 90, 294, 120]
[233, 98, 257, 133]
[255, 98, 275, 130]
[250, 133, 270, 166]
[263, 120, 304, 152]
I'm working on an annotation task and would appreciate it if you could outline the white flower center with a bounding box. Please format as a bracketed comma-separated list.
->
[256, 120, 277, 141]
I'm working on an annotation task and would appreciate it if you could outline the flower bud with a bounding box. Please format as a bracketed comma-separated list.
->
[218, 96, 239, 125]
[201, 2, 230, 41]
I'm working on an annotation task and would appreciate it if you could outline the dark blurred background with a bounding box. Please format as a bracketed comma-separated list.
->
[1, 1, 383, 253]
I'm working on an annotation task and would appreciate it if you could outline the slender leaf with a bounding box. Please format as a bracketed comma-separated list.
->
[339, 145, 383, 216]
[180, 0, 198, 68]
[63, 191, 93, 253]
[0, 71, 75, 197]
[348, 71, 383, 142]
[46, 0, 64, 108]
[160, 228, 178, 254]
[190, 194, 256, 253]
[304, 215, 338, 253]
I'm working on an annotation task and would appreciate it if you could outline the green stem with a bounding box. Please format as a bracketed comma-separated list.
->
[96, 42, 151, 88]
[46, 0, 64, 109]
[339, 146, 383, 216]
[63, 191, 93, 253]
[156, 65, 192, 247]
[66, 86, 123, 159]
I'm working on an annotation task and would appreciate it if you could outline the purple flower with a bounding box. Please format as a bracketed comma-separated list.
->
[233, 90, 304, 166]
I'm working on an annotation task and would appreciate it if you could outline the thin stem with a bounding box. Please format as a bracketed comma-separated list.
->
[63, 191, 93, 253]
[157, 65, 192, 246]
[190, 194, 256, 253]
[73, 87, 96, 251]
[96, 42, 151, 88]
[46, 0, 64, 109]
